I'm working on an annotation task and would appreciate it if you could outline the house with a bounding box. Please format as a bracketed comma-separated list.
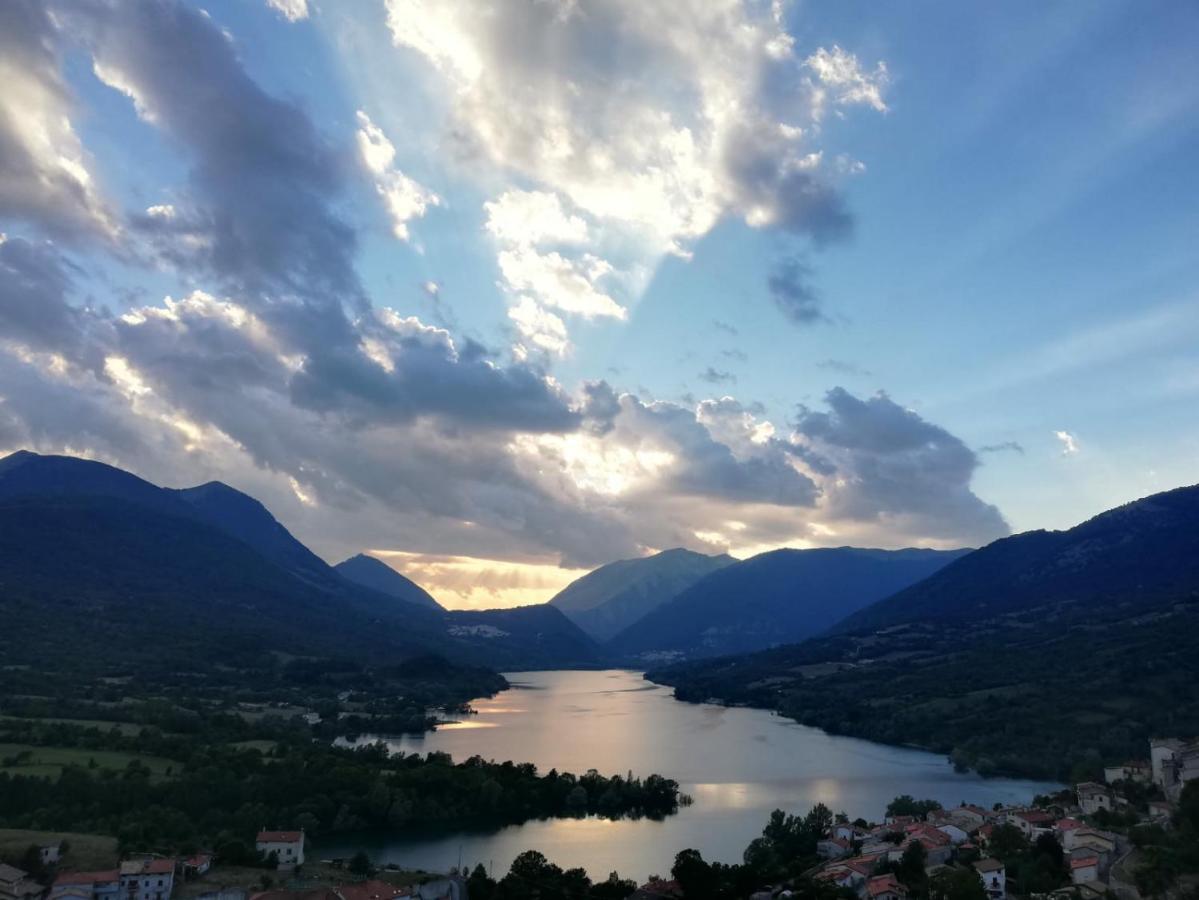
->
[181, 856, 212, 879]
[973, 859, 1005, 900]
[976, 825, 995, 849]
[1054, 818, 1084, 837]
[1070, 857, 1100, 884]
[1151, 738, 1186, 786]
[40, 844, 63, 867]
[866, 875, 906, 900]
[1004, 809, 1055, 838]
[833, 824, 859, 842]
[1148, 799, 1174, 819]
[1104, 761, 1150, 784]
[945, 806, 988, 831]
[818, 838, 852, 859]
[1075, 783, 1112, 816]
[1062, 828, 1115, 855]
[629, 879, 684, 899]
[902, 825, 953, 865]
[936, 824, 969, 845]
[118, 859, 175, 900]
[255, 832, 305, 870]
[0, 865, 44, 900]
[48, 871, 121, 900]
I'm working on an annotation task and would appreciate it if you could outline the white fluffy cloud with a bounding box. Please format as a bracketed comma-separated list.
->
[1054, 430, 1080, 455]
[386, 0, 886, 346]
[355, 111, 441, 242]
[266, 0, 309, 22]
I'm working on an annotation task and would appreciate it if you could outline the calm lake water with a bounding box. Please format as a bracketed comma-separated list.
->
[324, 669, 1058, 881]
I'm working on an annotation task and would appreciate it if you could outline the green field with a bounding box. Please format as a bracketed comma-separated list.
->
[0, 829, 118, 870]
[0, 743, 177, 780]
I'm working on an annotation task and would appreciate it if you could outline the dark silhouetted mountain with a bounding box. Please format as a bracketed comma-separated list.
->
[836, 483, 1199, 632]
[175, 481, 332, 585]
[609, 546, 969, 662]
[335, 553, 444, 612]
[650, 484, 1199, 781]
[549, 548, 735, 641]
[0, 451, 599, 672]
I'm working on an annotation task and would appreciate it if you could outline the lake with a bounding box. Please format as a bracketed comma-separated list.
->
[325, 669, 1059, 881]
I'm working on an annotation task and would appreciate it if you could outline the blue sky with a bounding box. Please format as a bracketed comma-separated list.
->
[1, 0, 1197, 606]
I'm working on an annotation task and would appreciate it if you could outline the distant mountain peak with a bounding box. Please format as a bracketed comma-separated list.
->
[334, 553, 444, 612]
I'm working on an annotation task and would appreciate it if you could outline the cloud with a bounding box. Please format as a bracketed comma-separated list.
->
[980, 441, 1025, 455]
[794, 388, 1010, 545]
[768, 257, 824, 324]
[355, 110, 441, 241]
[385, 0, 884, 346]
[266, 0, 309, 22]
[817, 358, 872, 376]
[1054, 430, 1079, 455]
[0, 1, 117, 241]
[713, 320, 740, 336]
[0, 1, 1003, 589]
[698, 367, 736, 385]
[805, 45, 890, 119]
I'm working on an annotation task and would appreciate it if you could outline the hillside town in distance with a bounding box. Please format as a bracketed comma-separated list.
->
[3, 737, 1196, 900]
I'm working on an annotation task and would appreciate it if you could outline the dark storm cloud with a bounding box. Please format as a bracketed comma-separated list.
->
[794, 388, 1010, 544]
[0, 238, 88, 356]
[768, 257, 824, 325]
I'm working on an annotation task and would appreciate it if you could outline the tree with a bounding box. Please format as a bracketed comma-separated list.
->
[348, 851, 372, 877]
[887, 796, 944, 820]
[987, 824, 1028, 862]
[898, 841, 928, 898]
[672, 849, 715, 900]
[929, 867, 986, 900]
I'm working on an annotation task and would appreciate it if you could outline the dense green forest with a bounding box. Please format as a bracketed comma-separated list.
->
[652, 594, 1199, 781]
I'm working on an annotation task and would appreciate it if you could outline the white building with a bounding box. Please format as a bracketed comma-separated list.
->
[1075, 783, 1113, 815]
[119, 858, 175, 900]
[255, 831, 305, 869]
[973, 859, 1005, 900]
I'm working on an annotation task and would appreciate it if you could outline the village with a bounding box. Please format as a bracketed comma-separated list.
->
[2, 738, 1197, 900]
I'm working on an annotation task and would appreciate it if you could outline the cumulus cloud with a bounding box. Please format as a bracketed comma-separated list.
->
[355, 111, 441, 241]
[793, 388, 1010, 545]
[1054, 430, 1079, 455]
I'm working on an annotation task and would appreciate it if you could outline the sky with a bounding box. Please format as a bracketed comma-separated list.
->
[1, 0, 1197, 609]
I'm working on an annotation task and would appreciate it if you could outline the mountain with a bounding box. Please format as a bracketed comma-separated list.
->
[174, 480, 332, 585]
[548, 548, 735, 641]
[446, 604, 604, 670]
[335, 553, 444, 611]
[650, 484, 1199, 781]
[835, 484, 1199, 632]
[608, 547, 969, 662]
[0, 451, 599, 672]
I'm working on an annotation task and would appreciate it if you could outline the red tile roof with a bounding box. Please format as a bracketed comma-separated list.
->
[1071, 857, 1099, 870]
[867, 875, 906, 898]
[257, 831, 303, 844]
[335, 881, 412, 900]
